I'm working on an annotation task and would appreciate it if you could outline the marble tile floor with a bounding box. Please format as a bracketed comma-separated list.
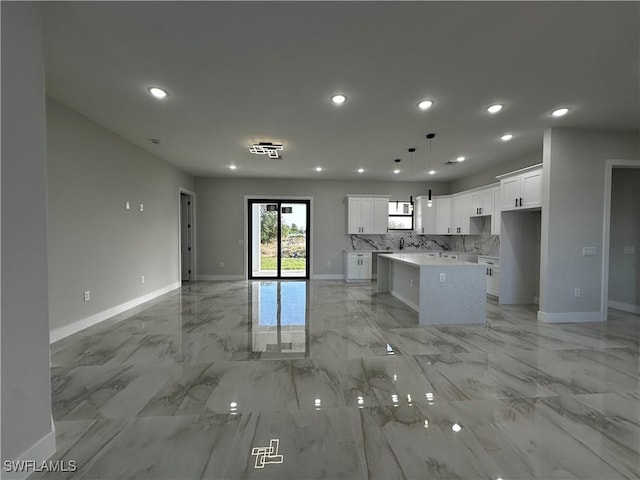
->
[35, 280, 639, 480]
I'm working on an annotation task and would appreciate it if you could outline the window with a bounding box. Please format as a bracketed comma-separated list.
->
[388, 201, 413, 230]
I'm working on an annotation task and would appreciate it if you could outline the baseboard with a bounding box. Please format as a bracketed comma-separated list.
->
[49, 282, 181, 343]
[608, 300, 640, 314]
[312, 274, 345, 280]
[3, 428, 56, 480]
[537, 310, 604, 323]
[196, 275, 245, 281]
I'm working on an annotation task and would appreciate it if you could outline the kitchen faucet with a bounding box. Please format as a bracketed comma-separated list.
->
[399, 237, 405, 250]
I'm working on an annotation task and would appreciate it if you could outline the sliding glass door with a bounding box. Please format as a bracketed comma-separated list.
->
[248, 200, 310, 279]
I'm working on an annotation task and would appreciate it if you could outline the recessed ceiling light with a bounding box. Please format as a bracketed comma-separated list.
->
[500, 134, 513, 141]
[552, 107, 569, 117]
[456, 156, 466, 162]
[451, 423, 462, 433]
[357, 168, 364, 173]
[148, 87, 168, 99]
[229, 165, 237, 170]
[417, 100, 433, 110]
[428, 170, 436, 175]
[315, 166, 323, 172]
[393, 169, 400, 174]
[487, 104, 503, 114]
[331, 94, 347, 105]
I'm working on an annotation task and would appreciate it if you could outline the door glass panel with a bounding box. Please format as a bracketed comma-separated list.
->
[280, 203, 307, 278]
[251, 203, 278, 277]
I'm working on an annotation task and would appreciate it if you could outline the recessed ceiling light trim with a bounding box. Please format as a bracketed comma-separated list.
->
[500, 134, 513, 141]
[331, 94, 347, 105]
[315, 166, 323, 172]
[487, 104, 503, 114]
[417, 100, 433, 110]
[552, 107, 569, 117]
[148, 87, 168, 99]
[229, 165, 237, 170]
[357, 168, 364, 173]
[456, 156, 466, 162]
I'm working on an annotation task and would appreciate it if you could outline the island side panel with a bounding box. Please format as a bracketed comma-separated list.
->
[389, 260, 420, 311]
[377, 255, 390, 293]
[419, 265, 486, 325]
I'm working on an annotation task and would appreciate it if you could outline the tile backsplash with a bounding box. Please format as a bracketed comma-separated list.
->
[346, 232, 500, 257]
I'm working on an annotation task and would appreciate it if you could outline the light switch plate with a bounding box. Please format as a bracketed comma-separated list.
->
[582, 246, 596, 256]
[624, 246, 635, 255]
[439, 273, 446, 283]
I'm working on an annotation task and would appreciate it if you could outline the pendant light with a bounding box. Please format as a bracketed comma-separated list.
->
[426, 133, 436, 207]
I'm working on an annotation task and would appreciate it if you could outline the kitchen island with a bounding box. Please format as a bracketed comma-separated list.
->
[377, 253, 486, 325]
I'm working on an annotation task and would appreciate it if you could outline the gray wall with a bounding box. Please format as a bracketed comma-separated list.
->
[449, 151, 542, 192]
[1, 2, 54, 463]
[609, 168, 639, 308]
[540, 128, 639, 318]
[47, 99, 195, 334]
[195, 178, 449, 277]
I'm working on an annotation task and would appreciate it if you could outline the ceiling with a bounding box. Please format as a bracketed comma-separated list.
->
[41, 2, 639, 182]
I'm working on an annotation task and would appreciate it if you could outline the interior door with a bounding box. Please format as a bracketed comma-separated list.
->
[248, 200, 310, 279]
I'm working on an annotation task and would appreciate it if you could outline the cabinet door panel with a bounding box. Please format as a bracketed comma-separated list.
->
[522, 170, 542, 208]
[360, 197, 374, 233]
[481, 189, 493, 216]
[501, 177, 521, 210]
[347, 197, 362, 233]
[435, 197, 452, 234]
[372, 197, 389, 234]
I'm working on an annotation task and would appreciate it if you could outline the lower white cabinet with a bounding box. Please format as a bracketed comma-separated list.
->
[478, 256, 500, 297]
[344, 252, 372, 282]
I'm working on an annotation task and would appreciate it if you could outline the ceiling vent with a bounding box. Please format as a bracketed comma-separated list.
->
[444, 160, 461, 165]
[249, 142, 283, 159]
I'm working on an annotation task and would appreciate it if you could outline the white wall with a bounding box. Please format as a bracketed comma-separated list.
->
[195, 178, 449, 278]
[608, 168, 639, 311]
[1, 2, 56, 469]
[539, 128, 639, 322]
[46, 99, 195, 339]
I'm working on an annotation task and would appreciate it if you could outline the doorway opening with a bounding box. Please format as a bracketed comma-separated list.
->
[604, 163, 639, 317]
[180, 190, 195, 283]
[248, 199, 310, 279]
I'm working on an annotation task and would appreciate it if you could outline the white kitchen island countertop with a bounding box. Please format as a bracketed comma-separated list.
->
[377, 253, 486, 325]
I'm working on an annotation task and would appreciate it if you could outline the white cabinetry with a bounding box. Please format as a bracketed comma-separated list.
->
[471, 188, 493, 217]
[433, 197, 452, 234]
[347, 195, 390, 234]
[451, 194, 471, 234]
[499, 166, 542, 211]
[478, 257, 500, 297]
[344, 252, 372, 282]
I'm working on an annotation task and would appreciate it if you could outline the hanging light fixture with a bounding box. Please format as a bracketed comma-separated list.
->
[408, 147, 416, 175]
[393, 158, 401, 174]
[426, 133, 436, 207]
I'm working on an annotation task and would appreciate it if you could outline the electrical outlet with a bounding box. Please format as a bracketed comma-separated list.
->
[624, 246, 635, 255]
[238, 239, 244, 246]
[439, 273, 446, 283]
[582, 246, 596, 256]
[140, 275, 145, 284]
[327, 261, 331, 267]
[84, 290, 90, 302]
[125, 201, 130, 210]
[574, 288, 581, 298]
[220, 262, 224, 268]
[139, 203, 144, 212]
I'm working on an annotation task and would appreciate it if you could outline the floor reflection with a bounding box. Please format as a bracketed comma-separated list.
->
[249, 281, 308, 358]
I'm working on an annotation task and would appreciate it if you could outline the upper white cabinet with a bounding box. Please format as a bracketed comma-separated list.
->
[470, 188, 493, 217]
[451, 194, 471, 234]
[414, 196, 438, 234]
[499, 166, 542, 211]
[346, 195, 390, 234]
